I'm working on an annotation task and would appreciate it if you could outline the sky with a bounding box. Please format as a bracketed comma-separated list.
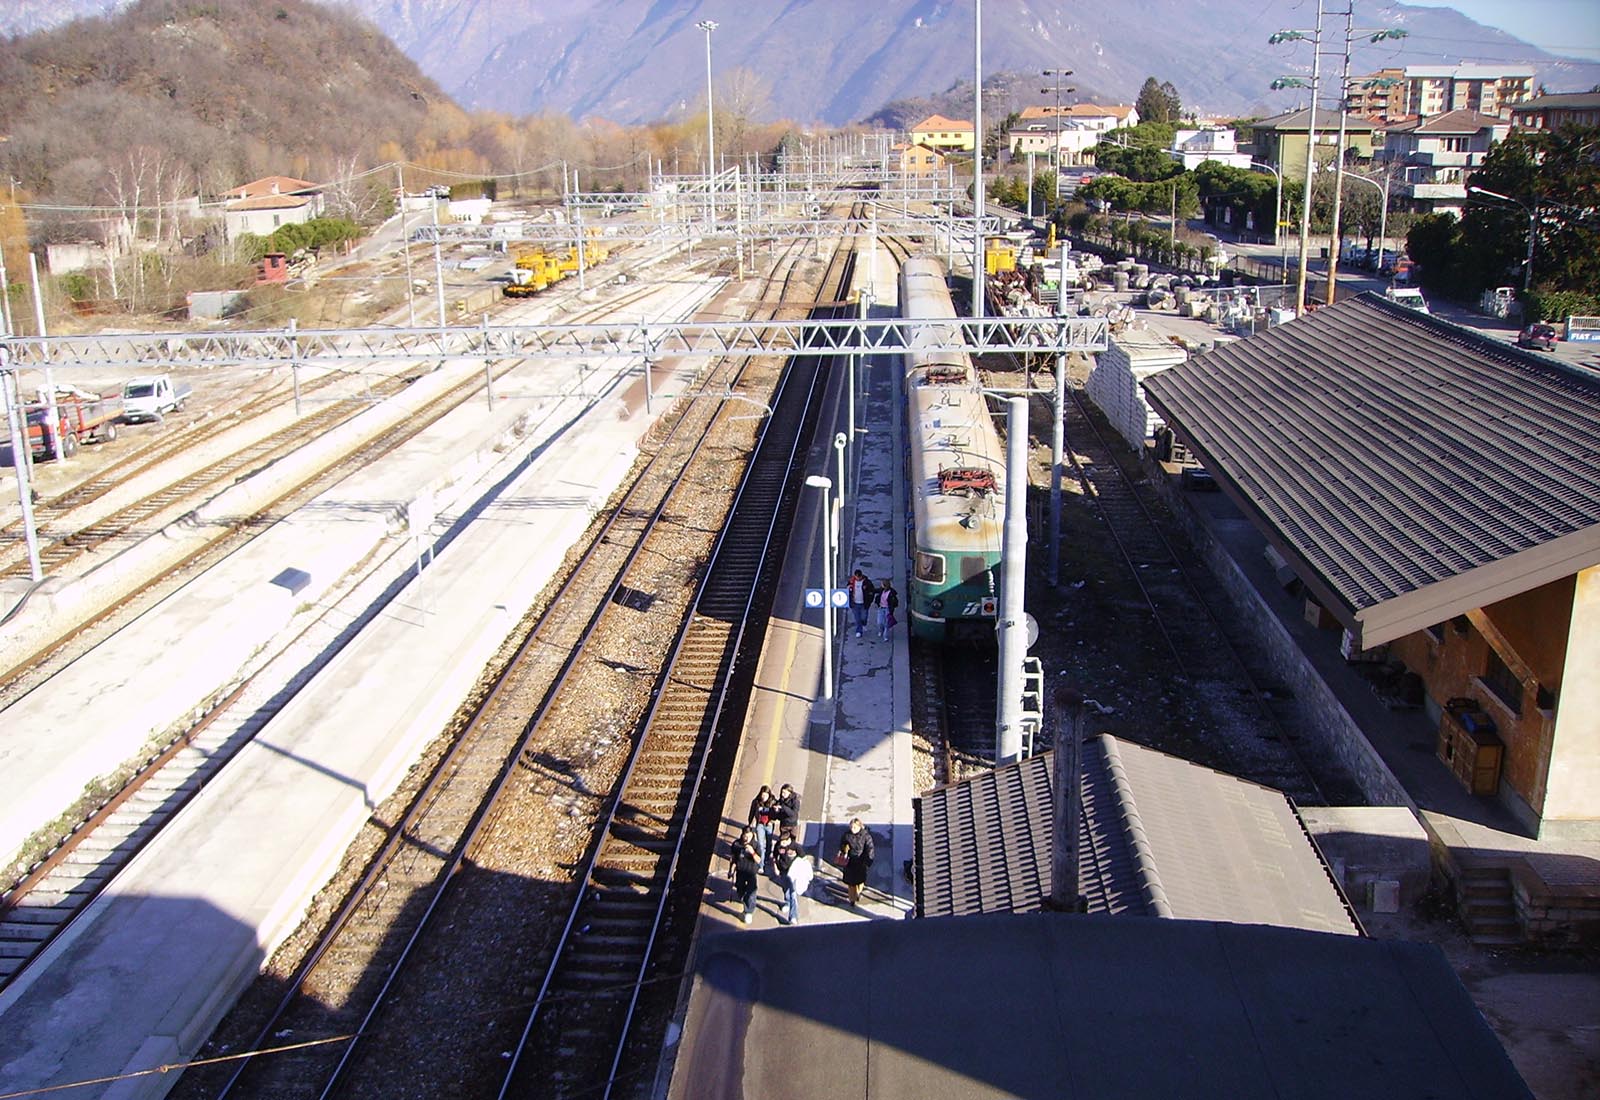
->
[1399, 0, 1600, 61]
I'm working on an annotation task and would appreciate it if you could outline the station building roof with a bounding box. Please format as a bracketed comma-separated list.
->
[1141, 293, 1600, 647]
[668, 914, 1532, 1100]
[914, 736, 1358, 934]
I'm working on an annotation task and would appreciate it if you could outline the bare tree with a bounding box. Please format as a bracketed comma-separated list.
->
[323, 152, 390, 225]
[716, 67, 773, 158]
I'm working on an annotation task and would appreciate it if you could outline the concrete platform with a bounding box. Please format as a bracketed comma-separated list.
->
[693, 242, 911, 944]
[0, 277, 722, 1100]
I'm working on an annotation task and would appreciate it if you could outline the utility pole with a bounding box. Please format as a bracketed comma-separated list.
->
[1272, 2, 1326, 315]
[396, 164, 415, 326]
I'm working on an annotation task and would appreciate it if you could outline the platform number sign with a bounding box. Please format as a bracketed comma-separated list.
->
[805, 589, 850, 608]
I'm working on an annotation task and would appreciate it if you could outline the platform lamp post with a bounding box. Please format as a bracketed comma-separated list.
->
[697, 19, 718, 223]
[805, 474, 836, 701]
[1467, 186, 1538, 294]
[1271, 0, 1326, 315]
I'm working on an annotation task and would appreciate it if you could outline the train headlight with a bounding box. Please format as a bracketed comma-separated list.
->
[929, 598, 944, 613]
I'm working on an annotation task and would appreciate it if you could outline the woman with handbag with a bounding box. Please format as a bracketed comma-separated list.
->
[836, 817, 875, 906]
[876, 580, 899, 641]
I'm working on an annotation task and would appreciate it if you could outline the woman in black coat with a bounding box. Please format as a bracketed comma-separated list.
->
[836, 817, 875, 906]
[729, 828, 761, 925]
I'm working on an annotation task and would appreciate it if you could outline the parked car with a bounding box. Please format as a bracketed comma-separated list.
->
[1384, 287, 1430, 315]
[1517, 323, 1558, 352]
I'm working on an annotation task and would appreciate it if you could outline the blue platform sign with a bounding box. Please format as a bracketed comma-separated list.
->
[804, 589, 825, 608]
[830, 588, 850, 607]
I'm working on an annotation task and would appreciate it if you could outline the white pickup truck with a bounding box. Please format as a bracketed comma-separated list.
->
[1384, 287, 1430, 315]
[121, 375, 192, 422]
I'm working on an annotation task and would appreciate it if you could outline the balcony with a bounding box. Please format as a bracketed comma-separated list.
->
[1407, 182, 1467, 200]
[1410, 150, 1472, 167]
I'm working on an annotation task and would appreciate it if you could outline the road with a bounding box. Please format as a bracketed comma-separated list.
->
[1200, 220, 1600, 374]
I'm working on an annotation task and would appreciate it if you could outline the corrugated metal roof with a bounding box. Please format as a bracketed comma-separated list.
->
[1141, 293, 1600, 646]
[914, 736, 1357, 934]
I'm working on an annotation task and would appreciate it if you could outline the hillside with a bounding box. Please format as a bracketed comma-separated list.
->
[0, 0, 452, 205]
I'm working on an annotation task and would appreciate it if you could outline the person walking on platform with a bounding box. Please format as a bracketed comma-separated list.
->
[836, 817, 876, 907]
[875, 579, 899, 642]
[847, 569, 877, 639]
[748, 784, 778, 865]
[774, 782, 801, 852]
[785, 848, 814, 926]
[729, 828, 761, 924]
[772, 830, 799, 916]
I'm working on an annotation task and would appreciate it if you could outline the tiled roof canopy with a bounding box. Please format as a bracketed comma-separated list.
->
[1142, 294, 1600, 646]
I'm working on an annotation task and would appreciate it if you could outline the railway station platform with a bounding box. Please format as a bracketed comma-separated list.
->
[0, 276, 724, 1100]
[693, 242, 914, 942]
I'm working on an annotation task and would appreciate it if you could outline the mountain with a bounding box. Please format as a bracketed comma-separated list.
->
[0, 0, 450, 203]
[4, 1, 1597, 127]
[335, 0, 1600, 124]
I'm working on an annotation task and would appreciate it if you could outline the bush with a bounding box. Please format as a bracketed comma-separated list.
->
[1524, 288, 1600, 325]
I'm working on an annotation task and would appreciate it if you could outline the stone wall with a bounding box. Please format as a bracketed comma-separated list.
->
[1148, 458, 1409, 807]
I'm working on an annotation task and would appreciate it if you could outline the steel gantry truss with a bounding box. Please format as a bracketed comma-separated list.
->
[2, 316, 1108, 372]
[414, 211, 1001, 247]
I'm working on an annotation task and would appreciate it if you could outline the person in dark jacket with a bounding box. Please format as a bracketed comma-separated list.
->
[773, 783, 801, 843]
[771, 830, 800, 923]
[876, 580, 899, 641]
[728, 828, 761, 925]
[836, 817, 875, 906]
[748, 785, 778, 865]
[847, 569, 877, 638]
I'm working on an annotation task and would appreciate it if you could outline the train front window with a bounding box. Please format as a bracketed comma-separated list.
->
[960, 555, 989, 583]
[915, 552, 945, 583]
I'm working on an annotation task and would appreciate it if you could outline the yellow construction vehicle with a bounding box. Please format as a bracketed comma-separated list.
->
[503, 251, 564, 298]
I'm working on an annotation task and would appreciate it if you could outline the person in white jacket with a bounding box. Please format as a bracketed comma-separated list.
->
[783, 852, 813, 925]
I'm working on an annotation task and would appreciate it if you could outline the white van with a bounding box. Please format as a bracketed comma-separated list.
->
[1384, 287, 1430, 315]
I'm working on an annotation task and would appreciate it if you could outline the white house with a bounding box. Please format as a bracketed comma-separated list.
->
[221, 175, 324, 242]
[1169, 127, 1253, 170]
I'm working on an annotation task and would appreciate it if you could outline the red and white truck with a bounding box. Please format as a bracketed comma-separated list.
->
[26, 386, 123, 460]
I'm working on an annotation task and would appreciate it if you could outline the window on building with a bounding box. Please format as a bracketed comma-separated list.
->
[1442, 137, 1468, 152]
[1482, 647, 1523, 716]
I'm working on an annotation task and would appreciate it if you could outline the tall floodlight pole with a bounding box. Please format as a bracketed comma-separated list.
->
[972, 0, 985, 317]
[697, 20, 718, 221]
[996, 396, 1030, 765]
[1, 352, 42, 581]
[1042, 68, 1075, 165]
[1272, 1, 1325, 315]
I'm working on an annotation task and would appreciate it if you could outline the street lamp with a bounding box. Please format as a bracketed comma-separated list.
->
[1468, 185, 1537, 293]
[1249, 160, 1287, 275]
[696, 19, 718, 218]
[1343, 171, 1392, 277]
[805, 473, 835, 701]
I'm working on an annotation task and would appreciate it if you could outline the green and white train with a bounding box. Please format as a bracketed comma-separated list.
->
[900, 256, 1007, 644]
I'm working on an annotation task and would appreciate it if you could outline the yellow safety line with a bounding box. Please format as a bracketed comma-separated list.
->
[759, 616, 809, 792]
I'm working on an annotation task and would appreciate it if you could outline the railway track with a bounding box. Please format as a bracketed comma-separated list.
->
[0, 281, 692, 987]
[158, 232, 857, 1100]
[1056, 382, 1334, 805]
